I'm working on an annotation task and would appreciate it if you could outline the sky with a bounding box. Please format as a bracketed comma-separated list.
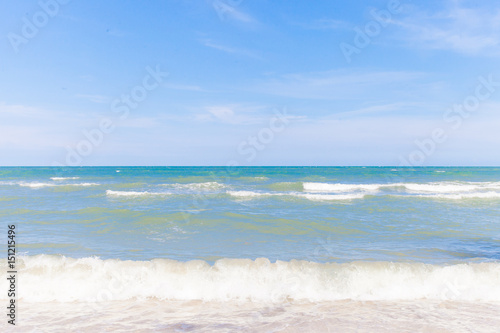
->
[1, 0, 500, 166]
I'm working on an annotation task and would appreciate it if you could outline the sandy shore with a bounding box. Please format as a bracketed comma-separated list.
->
[4, 299, 499, 332]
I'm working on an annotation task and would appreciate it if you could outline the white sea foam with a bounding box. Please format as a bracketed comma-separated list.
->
[227, 190, 272, 198]
[165, 182, 227, 191]
[19, 182, 99, 188]
[302, 181, 500, 195]
[19, 182, 58, 188]
[298, 193, 366, 201]
[402, 183, 478, 193]
[227, 191, 365, 201]
[417, 192, 500, 200]
[3, 255, 500, 303]
[303, 182, 380, 192]
[60, 182, 100, 187]
[106, 190, 170, 197]
[51, 177, 80, 180]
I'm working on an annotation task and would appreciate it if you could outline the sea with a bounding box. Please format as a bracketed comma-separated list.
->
[1, 166, 499, 332]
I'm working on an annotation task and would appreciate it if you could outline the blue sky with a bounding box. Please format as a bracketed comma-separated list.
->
[1, 0, 499, 166]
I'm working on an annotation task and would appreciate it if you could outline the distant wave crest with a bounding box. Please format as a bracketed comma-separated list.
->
[303, 182, 380, 192]
[19, 182, 99, 188]
[51, 177, 80, 181]
[106, 190, 170, 197]
[163, 182, 227, 191]
[227, 190, 366, 201]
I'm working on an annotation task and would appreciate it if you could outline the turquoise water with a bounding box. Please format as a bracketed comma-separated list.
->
[2, 166, 499, 264]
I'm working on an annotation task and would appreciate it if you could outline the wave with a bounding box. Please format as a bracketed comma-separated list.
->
[299, 193, 366, 201]
[3, 255, 500, 303]
[51, 177, 80, 180]
[18, 182, 58, 188]
[18, 182, 99, 188]
[227, 190, 270, 198]
[237, 181, 500, 202]
[416, 192, 500, 200]
[106, 190, 170, 197]
[163, 182, 227, 191]
[401, 183, 482, 193]
[234, 176, 269, 182]
[227, 191, 365, 201]
[303, 182, 380, 192]
[228, 181, 500, 201]
[67, 183, 100, 187]
[301, 181, 500, 195]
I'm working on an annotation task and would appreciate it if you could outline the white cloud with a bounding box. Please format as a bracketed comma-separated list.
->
[0, 104, 109, 149]
[200, 39, 261, 59]
[0, 104, 41, 117]
[253, 70, 426, 100]
[163, 83, 207, 92]
[120, 117, 161, 129]
[212, 0, 255, 23]
[194, 104, 269, 125]
[392, 1, 500, 55]
[331, 102, 425, 119]
[208, 106, 234, 121]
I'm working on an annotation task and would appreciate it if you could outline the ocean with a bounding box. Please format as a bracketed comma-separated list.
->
[1, 166, 500, 332]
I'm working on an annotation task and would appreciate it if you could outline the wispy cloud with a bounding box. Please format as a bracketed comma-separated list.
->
[212, 0, 256, 23]
[253, 70, 427, 100]
[331, 102, 425, 119]
[120, 117, 160, 128]
[163, 83, 210, 92]
[0, 104, 83, 149]
[391, 1, 500, 55]
[0, 103, 41, 117]
[200, 39, 262, 59]
[194, 104, 268, 125]
[0, 103, 109, 130]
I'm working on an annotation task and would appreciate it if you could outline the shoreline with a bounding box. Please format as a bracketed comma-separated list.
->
[5, 299, 500, 332]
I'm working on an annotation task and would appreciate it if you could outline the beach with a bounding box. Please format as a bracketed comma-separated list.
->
[12, 299, 500, 332]
[1, 166, 499, 332]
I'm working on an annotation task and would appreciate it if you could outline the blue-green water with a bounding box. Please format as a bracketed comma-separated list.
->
[2, 166, 499, 264]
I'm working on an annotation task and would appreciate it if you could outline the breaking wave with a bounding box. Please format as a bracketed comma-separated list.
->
[3, 255, 500, 303]
[227, 190, 368, 201]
